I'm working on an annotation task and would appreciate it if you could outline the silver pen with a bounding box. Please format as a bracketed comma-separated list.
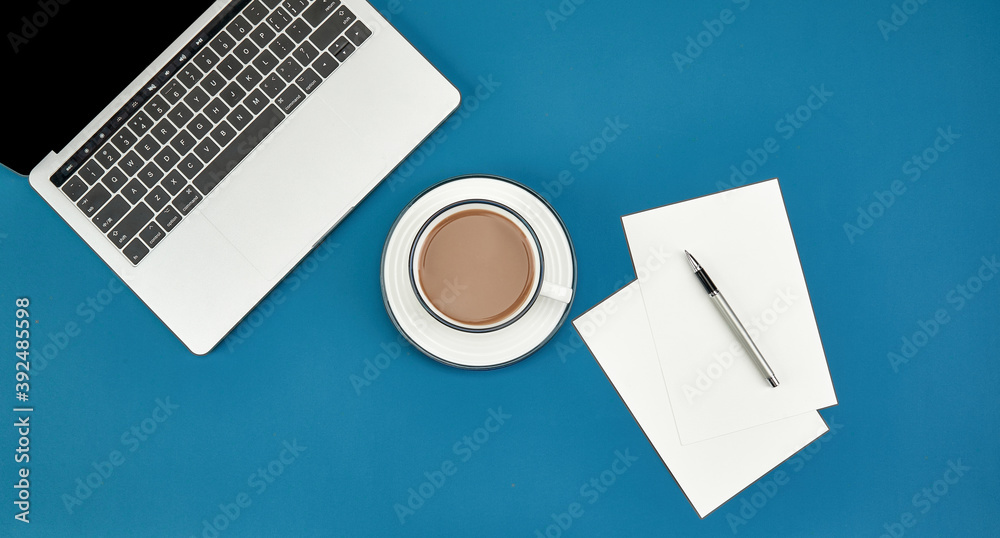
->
[685, 250, 780, 388]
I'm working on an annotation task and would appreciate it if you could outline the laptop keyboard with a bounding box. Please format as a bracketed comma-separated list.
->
[50, 0, 372, 265]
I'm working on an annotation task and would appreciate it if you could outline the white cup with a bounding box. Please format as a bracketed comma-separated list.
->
[409, 200, 573, 332]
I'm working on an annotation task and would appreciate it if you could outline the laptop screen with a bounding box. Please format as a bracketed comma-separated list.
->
[0, 0, 214, 175]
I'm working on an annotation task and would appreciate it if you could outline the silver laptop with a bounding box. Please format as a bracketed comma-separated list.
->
[20, 0, 459, 353]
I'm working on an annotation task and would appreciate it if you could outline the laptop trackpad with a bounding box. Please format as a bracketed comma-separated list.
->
[201, 97, 385, 279]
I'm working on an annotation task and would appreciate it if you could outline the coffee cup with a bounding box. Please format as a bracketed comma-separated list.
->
[409, 200, 572, 332]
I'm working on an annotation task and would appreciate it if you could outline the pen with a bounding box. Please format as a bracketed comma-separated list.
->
[685, 250, 780, 388]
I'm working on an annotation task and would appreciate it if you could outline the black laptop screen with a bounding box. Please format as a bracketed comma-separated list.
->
[0, 0, 214, 175]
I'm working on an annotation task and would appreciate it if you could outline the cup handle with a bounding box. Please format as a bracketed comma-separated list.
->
[539, 281, 573, 304]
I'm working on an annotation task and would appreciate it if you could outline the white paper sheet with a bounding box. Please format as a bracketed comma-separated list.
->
[574, 282, 829, 517]
[621, 179, 837, 444]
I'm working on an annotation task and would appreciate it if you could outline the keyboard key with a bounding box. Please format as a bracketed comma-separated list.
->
[204, 98, 231, 123]
[295, 68, 322, 94]
[79, 160, 105, 184]
[200, 70, 227, 95]
[244, 0, 269, 24]
[261, 0, 282, 8]
[139, 220, 166, 248]
[282, 0, 309, 17]
[152, 119, 178, 144]
[250, 22, 277, 48]
[156, 205, 183, 231]
[286, 20, 311, 42]
[109, 203, 154, 248]
[237, 65, 263, 91]
[97, 144, 121, 168]
[187, 114, 213, 139]
[161, 170, 186, 195]
[136, 135, 161, 160]
[178, 155, 204, 180]
[195, 138, 220, 162]
[332, 37, 355, 62]
[161, 79, 187, 104]
[137, 162, 164, 187]
[122, 178, 148, 204]
[293, 41, 319, 65]
[311, 7, 354, 49]
[226, 105, 252, 130]
[243, 89, 268, 114]
[267, 8, 292, 32]
[193, 104, 285, 195]
[92, 195, 130, 232]
[260, 73, 286, 98]
[184, 86, 211, 111]
[312, 52, 338, 77]
[302, 0, 340, 27]
[101, 166, 128, 192]
[144, 186, 170, 212]
[144, 95, 169, 120]
[275, 84, 305, 114]
[269, 33, 296, 58]
[167, 102, 195, 127]
[171, 129, 197, 155]
[61, 175, 89, 201]
[210, 121, 236, 147]
[178, 63, 204, 88]
[154, 146, 180, 171]
[227, 15, 253, 39]
[118, 150, 143, 176]
[210, 32, 237, 56]
[253, 49, 279, 75]
[193, 47, 220, 72]
[276, 57, 302, 82]
[218, 55, 243, 80]
[173, 184, 203, 215]
[128, 111, 154, 136]
[78, 184, 112, 216]
[220, 82, 247, 107]
[346, 21, 371, 46]
[234, 38, 260, 64]
[123, 238, 149, 264]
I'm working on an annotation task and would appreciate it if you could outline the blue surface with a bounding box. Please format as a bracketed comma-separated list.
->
[2, 0, 998, 536]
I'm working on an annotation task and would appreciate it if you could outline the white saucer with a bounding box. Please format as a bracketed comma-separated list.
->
[381, 175, 576, 369]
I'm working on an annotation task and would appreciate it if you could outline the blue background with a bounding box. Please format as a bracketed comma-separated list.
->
[2, 0, 998, 536]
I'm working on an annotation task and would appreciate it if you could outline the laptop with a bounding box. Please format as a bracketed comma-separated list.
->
[3, 0, 459, 354]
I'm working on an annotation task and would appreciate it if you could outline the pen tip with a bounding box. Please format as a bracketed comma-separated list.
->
[684, 250, 699, 272]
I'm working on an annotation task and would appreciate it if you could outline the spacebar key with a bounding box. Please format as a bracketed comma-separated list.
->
[192, 104, 285, 195]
